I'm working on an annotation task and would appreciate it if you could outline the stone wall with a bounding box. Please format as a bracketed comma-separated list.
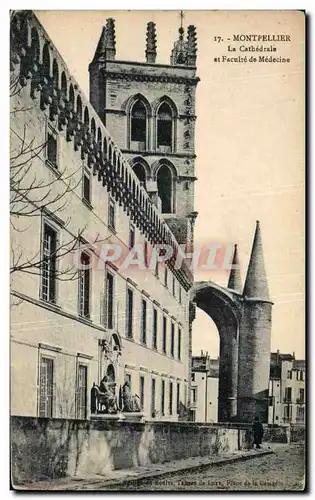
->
[11, 416, 252, 485]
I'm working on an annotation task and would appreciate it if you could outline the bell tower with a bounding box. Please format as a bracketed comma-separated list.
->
[89, 14, 199, 247]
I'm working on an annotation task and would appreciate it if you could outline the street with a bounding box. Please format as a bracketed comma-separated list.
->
[111, 444, 305, 492]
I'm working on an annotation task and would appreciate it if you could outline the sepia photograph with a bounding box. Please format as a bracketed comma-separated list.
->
[9, 8, 305, 491]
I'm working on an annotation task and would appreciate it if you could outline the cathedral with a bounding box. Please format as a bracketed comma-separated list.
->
[10, 11, 272, 425]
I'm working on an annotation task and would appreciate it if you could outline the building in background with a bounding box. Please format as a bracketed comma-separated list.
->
[190, 351, 219, 422]
[269, 351, 305, 425]
[10, 12, 199, 421]
[191, 350, 305, 425]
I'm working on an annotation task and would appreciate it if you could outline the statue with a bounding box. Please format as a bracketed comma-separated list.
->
[92, 376, 119, 413]
[122, 381, 141, 412]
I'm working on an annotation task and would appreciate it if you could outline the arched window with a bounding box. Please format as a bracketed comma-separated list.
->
[42, 43, 50, 80]
[157, 165, 173, 213]
[30, 28, 40, 63]
[61, 72, 67, 100]
[157, 102, 173, 151]
[131, 100, 146, 146]
[133, 163, 146, 188]
[52, 59, 59, 89]
[76, 95, 82, 121]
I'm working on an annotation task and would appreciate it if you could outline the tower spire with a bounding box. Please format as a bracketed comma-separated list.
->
[92, 18, 116, 62]
[146, 22, 157, 63]
[243, 220, 270, 300]
[227, 244, 242, 293]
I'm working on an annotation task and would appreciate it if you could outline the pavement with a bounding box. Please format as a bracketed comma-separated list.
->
[15, 446, 275, 491]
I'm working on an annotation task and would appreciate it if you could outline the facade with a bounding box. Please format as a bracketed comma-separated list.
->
[10, 12, 198, 421]
[190, 352, 219, 423]
[268, 352, 306, 425]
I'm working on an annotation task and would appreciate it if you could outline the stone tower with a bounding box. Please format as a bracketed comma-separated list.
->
[89, 17, 199, 247]
[237, 221, 273, 422]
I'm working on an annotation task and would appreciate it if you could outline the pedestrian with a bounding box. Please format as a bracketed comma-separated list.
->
[252, 416, 264, 449]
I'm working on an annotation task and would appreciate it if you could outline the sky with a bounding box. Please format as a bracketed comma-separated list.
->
[35, 10, 305, 359]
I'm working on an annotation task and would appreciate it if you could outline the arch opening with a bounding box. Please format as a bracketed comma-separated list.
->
[157, 102, 173, 151]
[131, 100, 147, 146]
[157, 164, 173, 213]
[133, 163, 146, 188]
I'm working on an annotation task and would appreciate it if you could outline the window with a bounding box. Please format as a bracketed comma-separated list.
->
[46, 129, 57, 168]
[176, 382, 180, 414]
[76, 364, 87, 420]
[106, 272, 114, 329]
[144, 241, 148, 267]
[283, 405, 292, 422]
[192, 387, 197, 404]
[78, 252, 91, 318]
[162, 316, 167, 354]
[300, 371, 304, 381]
[133, 163, 146, 188]
[155, 260, 159, 277]
[157, 102, 172, 150]
[161, 380, 165, 416]
[125, 373, 132, 390]
[298, 388, 305, 404]
[172, 276, 176, 296]
[42, 223, 57, 303]
[287, 370, 292, 379]
[131, 100, 147, 146]
[141, 299, 147, 344]
[191, 373, 195, 382]
[297, 406, 305, 422]
[152, 308, 158, 349]
[157, 165, 173, 214]
[284, 387, 292, 403]
[140, 375, 145, 410]
[179, 286, 182, 304]
[170, 323, 175, 358]
[164, 266, 168, 287]
[151, 378, 156, 418]
[178, 327, 182, 360]
[126, 288, 133, 338]
[83, 170, 91, 204]
[169, 381, 173, 415]
[129, 225, 135, 249]
[108, 198, 115, 230]
[39, 356, 54, 418]
[191, 410, 196, 422]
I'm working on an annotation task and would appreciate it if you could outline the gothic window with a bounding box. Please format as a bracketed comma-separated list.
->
[131, 100, 147, 146]
[157, 102, 173, 151]
[132, 163, 146, 188]
[157, 164, 173, 213]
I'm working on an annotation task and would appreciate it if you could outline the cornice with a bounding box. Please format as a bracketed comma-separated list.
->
[103, 70, 200, 86]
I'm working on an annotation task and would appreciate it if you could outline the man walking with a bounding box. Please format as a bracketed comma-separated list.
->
[252, 416, 264, 449]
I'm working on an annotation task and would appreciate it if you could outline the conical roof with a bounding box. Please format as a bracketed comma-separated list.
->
[243, 221, 270, 300]
[93, 26, 107, 61]
[227, 244, 242, 293]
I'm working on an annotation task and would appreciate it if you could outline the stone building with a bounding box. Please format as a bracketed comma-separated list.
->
[268, 352, 305, 425]
[10, 12, 198, 421]
[10, 11, 274, 426]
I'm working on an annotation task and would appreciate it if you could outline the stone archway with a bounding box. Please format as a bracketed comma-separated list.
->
[191, 281, 242, 423]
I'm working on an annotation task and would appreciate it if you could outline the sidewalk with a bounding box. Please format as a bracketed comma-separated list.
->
[15, 446, 274, 491]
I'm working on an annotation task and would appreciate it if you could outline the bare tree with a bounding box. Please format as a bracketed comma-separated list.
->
[10, 13, 106, 288]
